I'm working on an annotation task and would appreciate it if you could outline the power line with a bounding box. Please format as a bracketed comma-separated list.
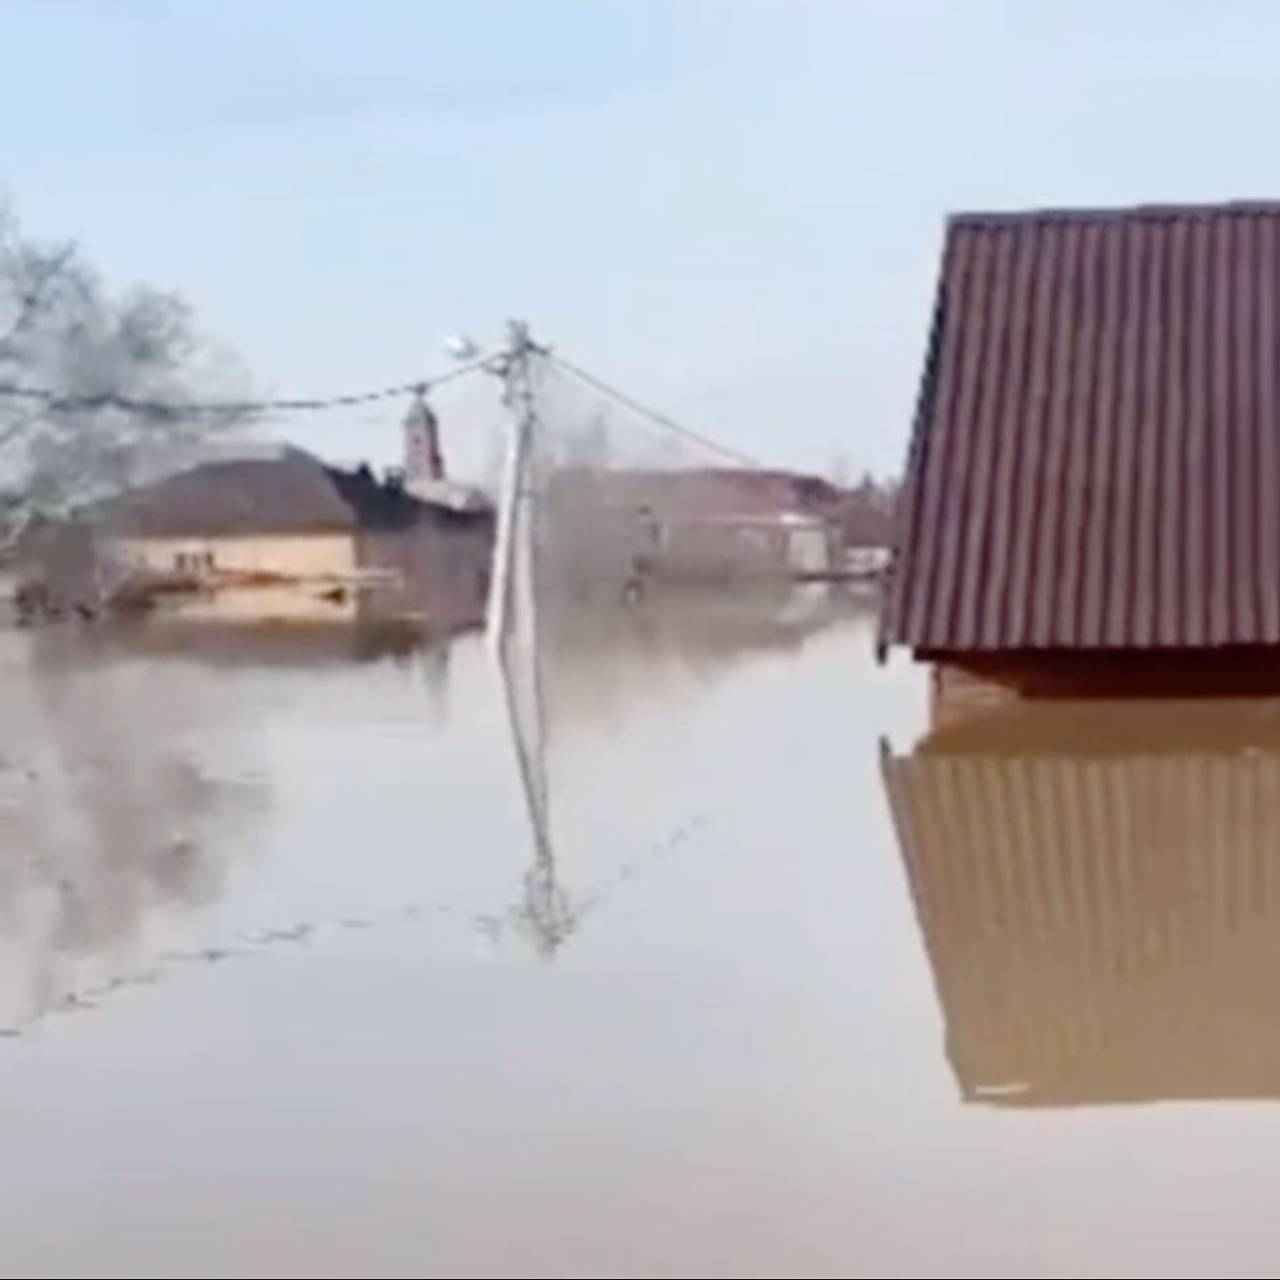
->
[547, 352, 759, 468]
[0, 335, 761, 472]
[0, 351, 498, 419]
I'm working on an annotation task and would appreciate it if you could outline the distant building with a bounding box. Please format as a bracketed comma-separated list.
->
[835, 476, 897, 579]
[880, 201, 1280, 715]
[328, 461, 493, 632]
[404, 393, 446, 484]
[105, 450, 367, 623]
[20, 447, 493, 632]
[554, 467, 851, 591]
[401, 393, 490, 515]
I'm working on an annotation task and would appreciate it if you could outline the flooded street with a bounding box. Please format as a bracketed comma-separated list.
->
[0, 596, 1277, 1278]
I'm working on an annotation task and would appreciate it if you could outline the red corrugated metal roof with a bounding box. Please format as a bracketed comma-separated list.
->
[882, 201, 1280, 652]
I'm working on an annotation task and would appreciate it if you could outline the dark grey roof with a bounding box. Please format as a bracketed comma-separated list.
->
[325, 466, 493, 532]
[105, 452, 354, 537]
[103, 452, 493, 539]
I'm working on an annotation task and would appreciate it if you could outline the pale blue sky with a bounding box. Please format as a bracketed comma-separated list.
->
[4, 0, 1280, 478]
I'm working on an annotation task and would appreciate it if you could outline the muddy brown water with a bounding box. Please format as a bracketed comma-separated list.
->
[0, 592, 1277, 1279]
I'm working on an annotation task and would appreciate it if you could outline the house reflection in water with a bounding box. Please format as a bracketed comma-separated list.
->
[882, 702, 1280, 1107]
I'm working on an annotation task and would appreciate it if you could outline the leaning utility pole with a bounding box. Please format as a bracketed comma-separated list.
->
[485, 320, 569, 957]
[485, 319, 541, 655]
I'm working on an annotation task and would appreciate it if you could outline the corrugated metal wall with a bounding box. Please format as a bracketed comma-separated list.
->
[884, 205, 1280, 651]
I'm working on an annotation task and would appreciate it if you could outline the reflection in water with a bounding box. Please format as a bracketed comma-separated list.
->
[504, 583, 863, 955]
[545, 583, 859, 725]
[0, 586, 861, 1015]
[0, 630, 268, 1026]
[884, 702, 1280, 1108]
[87, 617, 433, 667]
[0, 595, 984, 1280]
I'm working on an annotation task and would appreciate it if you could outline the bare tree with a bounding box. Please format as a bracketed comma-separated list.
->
[0, 202, 250, 540]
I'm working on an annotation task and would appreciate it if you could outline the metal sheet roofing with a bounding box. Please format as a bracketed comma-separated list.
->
[882, 201, 1280, 652]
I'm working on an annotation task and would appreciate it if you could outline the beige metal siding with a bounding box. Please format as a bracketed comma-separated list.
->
[884, 732, 1280, 1104]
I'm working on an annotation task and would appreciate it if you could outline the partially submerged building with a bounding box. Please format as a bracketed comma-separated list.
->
[17, 393, 494, 631]
[105, 450, 368, 623]
[548, 467, 850, 595]
[880, 201, 1280, 716]
[20, 445, 493, 633]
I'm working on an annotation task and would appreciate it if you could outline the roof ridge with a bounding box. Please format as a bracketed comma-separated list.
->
[950, 199, 1280, 228]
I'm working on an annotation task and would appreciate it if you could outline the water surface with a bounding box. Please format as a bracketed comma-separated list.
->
[0, 596, 1273, 1278]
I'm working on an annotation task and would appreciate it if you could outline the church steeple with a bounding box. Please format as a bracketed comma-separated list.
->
[404, 392, 445, 483]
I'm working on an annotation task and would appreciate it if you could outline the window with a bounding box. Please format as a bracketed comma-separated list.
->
[173, 550, 215, 573]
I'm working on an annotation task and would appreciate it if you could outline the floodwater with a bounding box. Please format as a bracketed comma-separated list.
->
[2, 591, 1279, 1278]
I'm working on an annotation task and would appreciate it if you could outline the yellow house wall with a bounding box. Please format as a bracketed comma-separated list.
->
[117, 533, 356, 578]
[115, 534, 360, 623]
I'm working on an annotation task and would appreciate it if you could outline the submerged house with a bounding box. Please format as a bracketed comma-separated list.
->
[21, 446, 493, 632]
[104, 449, 371, 623]
[19, 395, 494, 631]
[880, 201, 1280, 717]
[549, 467, 848, 594]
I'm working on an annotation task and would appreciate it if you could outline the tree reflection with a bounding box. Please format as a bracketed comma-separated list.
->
[0, 630, 266, 1024]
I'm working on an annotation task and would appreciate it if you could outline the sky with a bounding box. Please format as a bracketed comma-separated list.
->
[3, 0, 1280, 480]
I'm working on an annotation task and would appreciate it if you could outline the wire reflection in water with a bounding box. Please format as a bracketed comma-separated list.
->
[0, 581, 855, 1030]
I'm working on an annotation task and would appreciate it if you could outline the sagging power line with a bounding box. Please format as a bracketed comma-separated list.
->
[0, 324, 758, 479]
[549, 353, 759, 468]
[0, 351, 500, 419]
